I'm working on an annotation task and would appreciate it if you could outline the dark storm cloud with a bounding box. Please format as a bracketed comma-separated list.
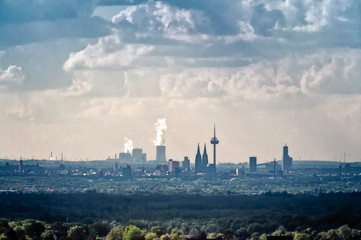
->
[250, 3, 286, 36]
[0, 0, 102, 22]
[0, 0, 111, 47]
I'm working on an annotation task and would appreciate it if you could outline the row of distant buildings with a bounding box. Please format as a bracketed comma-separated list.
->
[249, 145, 293, 175]
[107, 145, 167, 163]
[107, 126, 220, 177]
[0, 124, 300, 179]
[249, 145, 293, 173]
[105, 128, 295, 178]
[103, 126, 297, 178]
[1, 146, 358, 183]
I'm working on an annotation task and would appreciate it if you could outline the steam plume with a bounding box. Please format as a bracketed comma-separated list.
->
[154, 118, 167, 146]
[123, 138, 133, 154]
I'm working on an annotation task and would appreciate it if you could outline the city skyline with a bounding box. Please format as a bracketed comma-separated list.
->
[1, 1, 361, 162]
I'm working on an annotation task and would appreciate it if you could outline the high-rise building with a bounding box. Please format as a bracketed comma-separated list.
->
[249, 156, 257, 172]
[156, 146, 166, 162]
[210, 125, 219, 173]
[168, 159, 180, 172]
[18, 160, 23, 173]
[183, 156, 190, 170]
[114, 162, 118, 171]
[236, 167, 245, 177]
[154, 164, 167, 176]
[282, 145, 293, 172]
[195, 144, 202, 173]
[5, 162, 10, 172]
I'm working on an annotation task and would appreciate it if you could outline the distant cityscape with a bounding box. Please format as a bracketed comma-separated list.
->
[1, 126, 361, 240]
[1, 124, 360, 188]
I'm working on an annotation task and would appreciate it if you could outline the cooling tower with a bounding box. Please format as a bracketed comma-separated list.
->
[156, 145, 166, 162]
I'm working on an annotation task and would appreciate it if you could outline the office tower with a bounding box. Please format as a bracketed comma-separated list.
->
[195, 144, 202, 173]
[273, 158, 277, 177]
[236, 167, 245, 177]
[282, 145, 293, 172]
[249, 156, 257, 172]
[282, 145, 287, 172]
[183, 156, 190, 170]
[5, 162, 9, 172]
[156, 145, 166, 162]
[168, 159, 180, 172]
[19, 160, 23, 173]
[210, 125, 219, 172]
[114, 162, 118, 171]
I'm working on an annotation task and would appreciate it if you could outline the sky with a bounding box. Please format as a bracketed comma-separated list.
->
[1, 0, 361, 163]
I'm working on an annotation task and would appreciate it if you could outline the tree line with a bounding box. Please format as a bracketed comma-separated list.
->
[1, 218, 361, 240]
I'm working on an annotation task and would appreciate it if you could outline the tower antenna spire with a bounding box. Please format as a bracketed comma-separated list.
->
[210, 124, 219, 172]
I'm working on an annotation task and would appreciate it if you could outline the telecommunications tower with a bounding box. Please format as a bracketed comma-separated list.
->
[210, 125, 219, 172]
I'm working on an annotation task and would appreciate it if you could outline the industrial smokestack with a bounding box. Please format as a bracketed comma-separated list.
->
[156, 145, 166, 162]
[154, 118, 167, 146]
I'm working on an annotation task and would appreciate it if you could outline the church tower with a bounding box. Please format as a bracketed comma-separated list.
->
[195, 144, 202, 173]
[202, 144, 208, 172]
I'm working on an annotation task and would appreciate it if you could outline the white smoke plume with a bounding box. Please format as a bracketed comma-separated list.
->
[154, 118, 167, 146]
[123, 138, 133, 153]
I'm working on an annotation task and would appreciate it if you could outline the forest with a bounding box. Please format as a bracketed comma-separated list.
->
[1, 217, 361, 240]
[1, 191, 361, 239]
[1, 175, 361, 194]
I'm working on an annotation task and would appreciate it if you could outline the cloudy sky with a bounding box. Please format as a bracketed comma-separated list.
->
[1, 0, 361, 163]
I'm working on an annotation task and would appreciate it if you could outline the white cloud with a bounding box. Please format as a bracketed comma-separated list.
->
[3, 92, 45, 121]
[0, 65, 25, 88]
[300, 50, 361, 94]
[62, 78, 93, 97]
[157, 49, 361, 101]
[159, 70, 227, 98]
[292, 1, 329, 32]
[266, 0, 357, 33]
[227, 62, 300, 100]
[222, 21, 257, 43]
[2, 0, 361, 161]
[63, 34, 154, 71]
[112, 1, 207, 43]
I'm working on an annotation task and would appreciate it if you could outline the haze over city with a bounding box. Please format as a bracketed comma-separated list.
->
[1, 0, 361, 163]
